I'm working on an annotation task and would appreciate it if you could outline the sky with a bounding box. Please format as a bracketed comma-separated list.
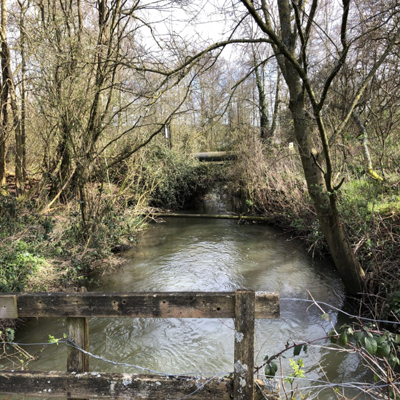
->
[139, 0, 237, 60]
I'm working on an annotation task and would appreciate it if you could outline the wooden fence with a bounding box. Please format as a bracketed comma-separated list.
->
[0, 290, 280, 400]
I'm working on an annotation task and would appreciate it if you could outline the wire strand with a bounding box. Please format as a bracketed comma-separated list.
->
[65, 338, 232, 377]
[280, 297, 400, 325]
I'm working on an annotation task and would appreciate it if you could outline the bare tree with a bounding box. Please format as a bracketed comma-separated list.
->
[0, 0, 24, 194]
[149, 0, 400, 293]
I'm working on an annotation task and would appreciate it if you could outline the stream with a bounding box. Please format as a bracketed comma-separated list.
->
[2, 193, 370, 399]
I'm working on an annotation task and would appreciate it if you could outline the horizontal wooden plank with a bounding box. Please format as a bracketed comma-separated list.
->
[0, 371, 233, 399]
[9, 291, 279, 319]
[152, 213, 267, 221]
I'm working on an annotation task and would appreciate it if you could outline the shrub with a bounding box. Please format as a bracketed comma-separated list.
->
[0, 240, 48, 292]
[145, 147, 217, 209]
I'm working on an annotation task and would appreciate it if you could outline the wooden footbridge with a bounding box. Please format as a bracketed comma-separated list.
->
[0, 289, 280, 400]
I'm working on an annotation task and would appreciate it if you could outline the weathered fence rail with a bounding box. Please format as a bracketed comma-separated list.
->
[0, 290, 280, 400]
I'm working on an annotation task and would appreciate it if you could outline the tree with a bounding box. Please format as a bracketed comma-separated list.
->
[19, 0, 201, 234]
[250, 44, 281, 140]
[0, 0, 8, 188]
[153, 0, 400, 294]
[240, 0, 400, 294]
[0, 0, 24, 194]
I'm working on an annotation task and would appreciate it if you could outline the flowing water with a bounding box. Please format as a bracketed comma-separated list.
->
[2, 194, 370, 399]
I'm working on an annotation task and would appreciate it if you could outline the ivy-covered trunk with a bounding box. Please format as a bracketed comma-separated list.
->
[289, 89, 365, 294]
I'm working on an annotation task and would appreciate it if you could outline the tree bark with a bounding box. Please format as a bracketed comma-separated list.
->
[289, 93, 365, 294]
[0, 0, 24, 195]
[19, 0, 27, 183]
[270, 69, 280, 137]
[254, 60, 269, 139]
[0, 0, 8, 187]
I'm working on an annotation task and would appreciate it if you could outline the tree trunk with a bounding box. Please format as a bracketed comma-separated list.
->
[254, 63, 269, 139]
[289, 88, 365, 294]
[0, 128, 5, 187]
[0, 0, 23, 195]
[0, 0, 8, 187]
[269, 69, 280, 137]
[19, 0, 27, 183]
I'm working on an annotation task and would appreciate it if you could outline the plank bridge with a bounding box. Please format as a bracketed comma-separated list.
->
[0, 289, 280, 400]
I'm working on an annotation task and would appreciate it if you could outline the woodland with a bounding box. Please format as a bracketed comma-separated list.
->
[0, 0, 400, 385]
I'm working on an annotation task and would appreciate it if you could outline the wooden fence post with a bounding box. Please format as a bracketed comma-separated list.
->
[234, 289, 255, 400]
[67, 287, 89, 400]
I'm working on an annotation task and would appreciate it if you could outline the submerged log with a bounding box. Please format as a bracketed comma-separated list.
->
[152, 213, 266, 221]
[110, 244, 133, 253]
[192, 152, 238, 162]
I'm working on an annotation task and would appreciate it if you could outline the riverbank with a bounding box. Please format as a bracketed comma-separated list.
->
[0, 195, 145, 294]
[0, 147, 218, 342]
[8, 209, 355, 399]
[225, 138, 400, 323]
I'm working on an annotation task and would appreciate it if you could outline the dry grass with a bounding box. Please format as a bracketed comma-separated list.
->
[226, 137, 324, 252]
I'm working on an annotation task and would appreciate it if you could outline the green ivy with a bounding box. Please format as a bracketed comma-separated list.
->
[0, 240, 48, 292]
[330, 324, 400, 370]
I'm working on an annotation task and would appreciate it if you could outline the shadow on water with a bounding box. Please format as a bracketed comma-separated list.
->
[2, 192, 372, 400]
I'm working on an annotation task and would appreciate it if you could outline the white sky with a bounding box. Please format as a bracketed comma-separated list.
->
[139, 1, 236, 60]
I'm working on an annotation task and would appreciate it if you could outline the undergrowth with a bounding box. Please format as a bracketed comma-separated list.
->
[0, 145, 218, 345]
[0, 146, 217, 294]
[227, 136, 400, 322]
[130, 146, 217, 209]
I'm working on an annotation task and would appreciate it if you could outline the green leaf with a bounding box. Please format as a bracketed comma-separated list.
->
[293, 345, 302, 357]
[48, 334, 59, 344]
[264, 355, 269, 361]
[339, 331, 348, 346]
[377, 342, 391, 358]
[269, 362, 278, 377]
[354, 331, 365, 346]
[329, 330, 337, 344]
[388, 354, 400, 368]
[320, 313, 331, 321]
[395, 334, 400, 344]
[365, 337, 378, 355]
[375, 336, 385, 345]
[347, 327, 354, 336]
[303, 345, 308, 353]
